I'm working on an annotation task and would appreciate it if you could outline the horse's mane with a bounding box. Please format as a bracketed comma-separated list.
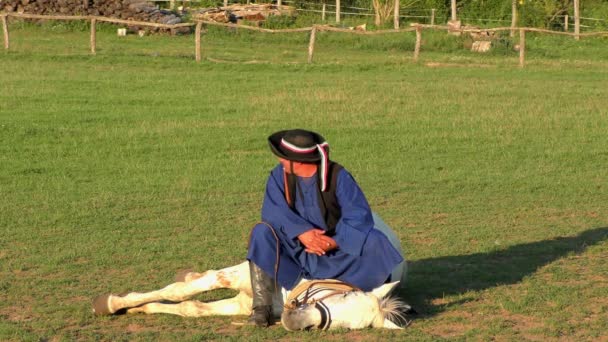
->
[379, 296, 412, 327]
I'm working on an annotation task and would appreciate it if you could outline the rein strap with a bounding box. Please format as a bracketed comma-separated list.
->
[285, 279, 360, 310]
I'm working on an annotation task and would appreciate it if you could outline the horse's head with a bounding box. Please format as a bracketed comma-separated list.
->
[281, 281, 408, 331]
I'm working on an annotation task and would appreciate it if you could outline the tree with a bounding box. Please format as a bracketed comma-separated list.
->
[371, 0, 420, 27]
[372, 0, 395, 26]
[510, 0, 518, 36]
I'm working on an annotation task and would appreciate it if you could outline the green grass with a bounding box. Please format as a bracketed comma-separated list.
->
[0, 25, 607, 341]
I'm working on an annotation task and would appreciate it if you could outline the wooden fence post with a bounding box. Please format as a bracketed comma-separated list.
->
[564, 14, 568, 31]
[414, 26, 421, 62]
[2, 14, 8, 50]
[335, 0, 340, 23]
[322, 3, 326, 21]
[308, 26, 317, 64]
[90, 18, 96, 55]
[519, 28, 525, 68]
[574, 0, 580, 40]
[431, 8, 435, 26]
[394, 0, 399, 29]
[195, 21, 202, 62]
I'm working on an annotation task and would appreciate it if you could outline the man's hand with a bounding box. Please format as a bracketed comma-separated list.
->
[297, 229, 338, 256]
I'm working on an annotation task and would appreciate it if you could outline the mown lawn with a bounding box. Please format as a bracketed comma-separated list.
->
[0, 24, 607, 341]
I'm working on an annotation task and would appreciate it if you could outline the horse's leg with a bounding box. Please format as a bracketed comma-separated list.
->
[175, 269, 204, 283]
[93, 261, 251, 315]
[126, 291, 253, 317]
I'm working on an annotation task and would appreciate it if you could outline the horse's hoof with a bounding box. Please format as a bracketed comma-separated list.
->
[175, 269, 193, 283]
[92, 294, 114, 316]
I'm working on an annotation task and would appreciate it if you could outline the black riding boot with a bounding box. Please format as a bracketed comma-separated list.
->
[246, 261, 275, 327]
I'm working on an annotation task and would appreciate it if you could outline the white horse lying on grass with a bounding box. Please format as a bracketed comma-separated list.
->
[93, 262, 408, 330]
[93, 214, 411, 330]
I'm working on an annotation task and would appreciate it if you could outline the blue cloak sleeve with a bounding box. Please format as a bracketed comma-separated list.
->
[333, 169, 374, 256]
[261, 166, 315, 240]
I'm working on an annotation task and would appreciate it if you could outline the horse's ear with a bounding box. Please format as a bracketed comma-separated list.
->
[370, 281, 400, 299]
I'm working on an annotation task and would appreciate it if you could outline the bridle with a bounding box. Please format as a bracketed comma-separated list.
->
[285, 279, 360, 330]
[247, 224, 362, 330]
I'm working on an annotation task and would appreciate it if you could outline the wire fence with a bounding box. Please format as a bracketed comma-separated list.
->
[148, 0, 608, 30]
[2, 12, 608, 68]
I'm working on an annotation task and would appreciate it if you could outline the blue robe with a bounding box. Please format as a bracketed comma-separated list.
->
[247, 165, 403, 291]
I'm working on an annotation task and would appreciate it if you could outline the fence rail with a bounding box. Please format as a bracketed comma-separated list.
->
[2, 12, 608, 67]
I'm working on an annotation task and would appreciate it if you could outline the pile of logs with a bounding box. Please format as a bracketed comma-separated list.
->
[0, 0, 188, 33]
[193, 4, 295, 24]
[465, 25, 495, 41]
[463, 25, 495, 53]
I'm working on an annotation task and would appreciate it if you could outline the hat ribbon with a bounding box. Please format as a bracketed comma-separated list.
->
[280, 139, 330, 191]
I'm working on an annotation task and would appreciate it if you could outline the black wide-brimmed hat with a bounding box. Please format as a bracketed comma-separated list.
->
[268, 129, 328, 162]
[268, 129, 331, 190]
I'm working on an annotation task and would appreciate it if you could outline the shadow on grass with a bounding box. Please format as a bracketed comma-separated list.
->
[402, 226, 608, 316]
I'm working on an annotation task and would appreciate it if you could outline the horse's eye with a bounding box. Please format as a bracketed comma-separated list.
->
[296, 304, 309, 310]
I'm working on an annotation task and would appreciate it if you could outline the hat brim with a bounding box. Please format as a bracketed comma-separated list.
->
[268, 130, 324, 163]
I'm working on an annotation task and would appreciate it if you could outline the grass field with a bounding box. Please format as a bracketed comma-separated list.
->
[1, 24, 607, 341]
